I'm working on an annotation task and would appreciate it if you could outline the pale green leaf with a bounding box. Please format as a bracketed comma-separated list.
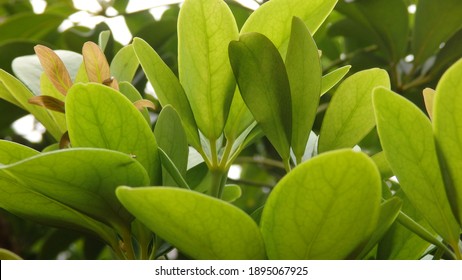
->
[0, 140, 39, 164]
[116, 187, 266, 259]
[229, 32, 292, 161]
[1, 148, 149, 230]
[66, 83, 161, 184]
[433, 58, 462, 227]
[241, 0, 338, 56]
[0, 69, 63, 139]
[373, 87, 460, 246]
[110, 45, 139, 83]
[133, 37, 200, 149]
[221, 184, 242, 203]
[318, 68, 390, 153]
[118, 81, 150, 124]
[321, 65, 351, 96]
[154, 106, 189, 187]
[178, 0, 239, 140]
[260, 150, 381, 259]
[286, 17, 321, 163]
[224, 87, 254, 142]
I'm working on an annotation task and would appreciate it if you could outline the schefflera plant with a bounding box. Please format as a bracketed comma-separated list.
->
[0, 35, 162, 259]
[373, 58, 462, 259]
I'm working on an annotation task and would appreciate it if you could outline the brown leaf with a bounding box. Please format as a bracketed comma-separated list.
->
[82, 41, 111, 84]
[28, 95, 65, 113]
[34, 45, 73, 95]
[59, 131, 71, 149]
[133, 99, 156, 111]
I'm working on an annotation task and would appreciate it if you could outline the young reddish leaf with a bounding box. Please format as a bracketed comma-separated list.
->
[28, 95, 65, 113]
[133, 99, 156, 111]
[82, 41, 111, 84]
[34, 45, 73, 95]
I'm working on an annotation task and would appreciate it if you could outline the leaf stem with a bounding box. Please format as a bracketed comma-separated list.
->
[209, 168, 227, 198]
[283, 158, 292, 173]
[120, 227, 136, 260]
[397, 211, 457, 260]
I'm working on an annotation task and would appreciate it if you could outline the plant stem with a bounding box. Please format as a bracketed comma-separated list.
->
[209, 168, 227, 198]
[283, 158, 292, 173]
[234, 156, 286, 170]
[121, 227, 136, 260]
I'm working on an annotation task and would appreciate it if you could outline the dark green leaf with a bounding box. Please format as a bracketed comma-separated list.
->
[229, 32, 292, 162]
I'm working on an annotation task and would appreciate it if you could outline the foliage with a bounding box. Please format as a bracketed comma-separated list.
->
[0, 0, 461, 260]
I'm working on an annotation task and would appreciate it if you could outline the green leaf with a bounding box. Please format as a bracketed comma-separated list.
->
[12, 50, 82, 96]
[260, 150, 381, 259]
[229, 32, 292, 162]
[116, 187, 266, 260]
[0, 13, 64, 43]
[0, 248, 22, 260]
[66, 83, 161, 184]
[241, 0, 338, 56]
[178, 0, 239, 140]
[318, 68, 389, 153]
[357, 197, 402, 259]
[118, 81, 150, 124]
[1, 148, 149, 230]
[433, 58, 462, 227]
[157, 149, 190, 190]
[110, 44, 139, 83]
[429, 28, 462, 78]
[412, 0, 462, 68]
[321, 65, 351, 96]
[0, 69, 63, 140]
[336, 0, 409, 62]
[0, 140, 39, 164]
[286, 17, 321, 163]
[133, 37, 200, 150]
[154, 106, 189, 187]
[98, 30, 111, 52]
[373, 87, 460, 246]
[378, 191, 433, 260]
[221, 184, 242, 203]
[224, 88, 254, 142]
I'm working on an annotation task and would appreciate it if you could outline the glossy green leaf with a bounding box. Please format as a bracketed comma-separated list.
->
[229, 32, 292, 162]
[321, 65, 351, 96]
[110, 45, 139, 83]
[260, 150, 381, 259]
[373, 87, 460, 246]
[318, 68, 389, 153]
[133, 37, 200, 149]
[157, 149, 190, 190]
[0, 140, 39, 164]
[117, 187, 266, 260]
[66, 83, 161, 184]
[241, 0, 337, 56]
[178, 0, 238, 140]
[0, 70, 63, 139]
[413, 0, 462, 67]
[1, 148, 149, 230]
[337, 0, 409, 62]
[286, 17, 321, 163]
[357, 197, 402, 259]
[154, 105, 188, 187]
[433, 58, 462, 226]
